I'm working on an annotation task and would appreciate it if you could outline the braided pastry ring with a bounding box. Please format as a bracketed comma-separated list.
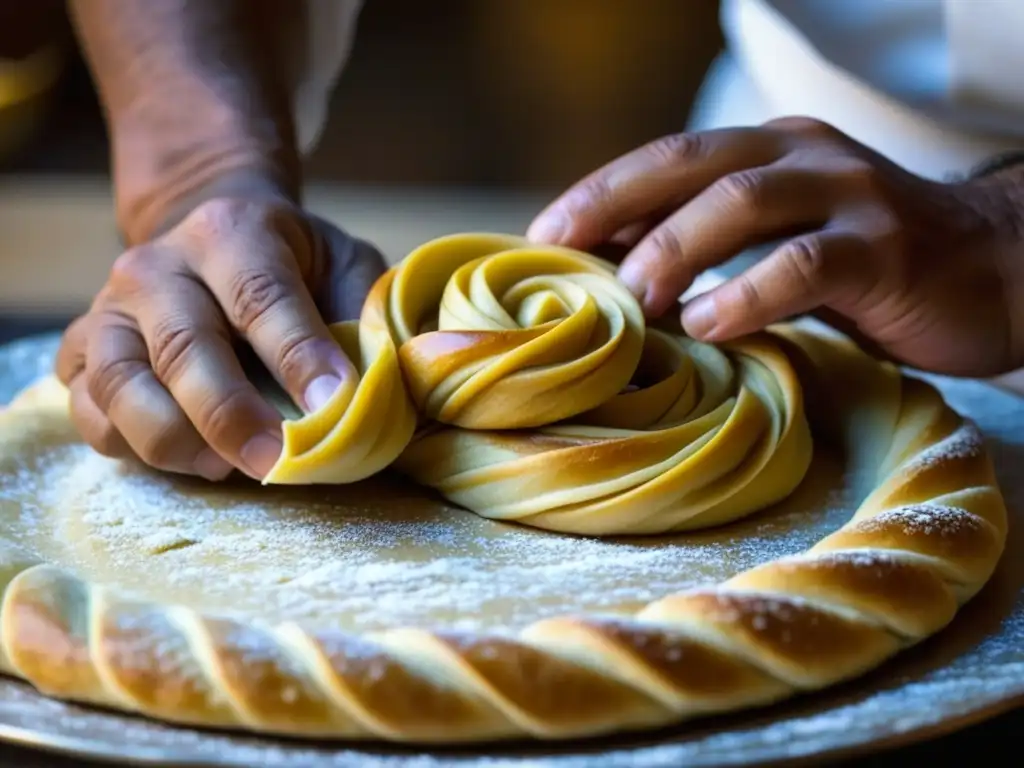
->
[0, 233, 1008, 744]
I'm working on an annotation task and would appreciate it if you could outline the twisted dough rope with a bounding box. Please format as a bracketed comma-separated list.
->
[270, 233, 815, 535]
[0, 234, 1008, 743]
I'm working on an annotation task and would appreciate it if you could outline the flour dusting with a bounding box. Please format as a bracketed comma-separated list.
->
[7, 442, 852, 633]
[0, 338, 1022, 766]
[855, 504, 982, 538]
[912, 425, 984, 468]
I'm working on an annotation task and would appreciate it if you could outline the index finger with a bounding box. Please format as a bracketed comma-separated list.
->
[526, 127, 782, 251]
[127, 270, 286, 480]
[175, 202, 357, 416]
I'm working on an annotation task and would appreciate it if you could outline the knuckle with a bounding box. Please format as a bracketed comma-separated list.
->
[645, 225, 685, 264]
[561, 176, 614, 218]
[768, 115, 839, 141]
[91, 284, 116, 312]
[182, 197, 263, 239]
[714, 170, 766, 211]
[87, 356, 147, 413]
[68, 395, 130, 459]
[834, 156, 875, 178]
[835, 157, 883, 195]
[196, 386, 256, 450]
[89, 422, 130, 459]
[863, 213, 905, 264]
[734, 275, 764, 312]
[645, 132, 703, 166]
[148, 317, 199, 385]
[274, 331, 320, 383]
[864, 206, 903, 241]
[227, 268, 291, 331]
[136, 421, 190, 470]
[108, 246, 156, 295]
[781, 237, 827, 287]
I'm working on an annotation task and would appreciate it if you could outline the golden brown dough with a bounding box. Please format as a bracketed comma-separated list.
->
[272, 233, 816, 535]
[0, 232, 1007, 744]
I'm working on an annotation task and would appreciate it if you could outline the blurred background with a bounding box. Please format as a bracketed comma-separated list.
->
[0, 0, 723, 341]
[0, 0, 722, 185]
[0, 0, 720, 339]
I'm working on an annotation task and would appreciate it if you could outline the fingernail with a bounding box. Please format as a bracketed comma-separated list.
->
[304, 374, 342, 413]
[682, 297, 718, 339]
[526, 213, 568, 244]
[193, 448, 233, 482]
[240, 431, 283, 479]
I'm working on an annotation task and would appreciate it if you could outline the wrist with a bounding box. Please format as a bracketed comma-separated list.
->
[959, 167, 1024, 370]
[72, 0, 305, 245]
[113, 129, 301, 246]
[144, 164, 298, 241]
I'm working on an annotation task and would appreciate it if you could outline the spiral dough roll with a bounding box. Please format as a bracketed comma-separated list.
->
[0, 231, 1007, 744]
[266, 233, 818, 536]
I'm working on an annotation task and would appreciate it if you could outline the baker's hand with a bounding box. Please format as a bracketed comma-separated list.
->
[527, 117, 1024, 378]
[56, 197, 386, 482]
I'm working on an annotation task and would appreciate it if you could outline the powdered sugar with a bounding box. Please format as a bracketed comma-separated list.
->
[782, 549, 906, 570]
[854, 504, 982, 538]
[0, 338, 1022, 766]
[100, 604, 203, 679]
[911, 424, 984, 468]
[8, 442, 854, 634]
[0, 607, 1019, 767]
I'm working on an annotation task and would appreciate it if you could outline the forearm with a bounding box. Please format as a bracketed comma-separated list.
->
[69, 0, 305, 245]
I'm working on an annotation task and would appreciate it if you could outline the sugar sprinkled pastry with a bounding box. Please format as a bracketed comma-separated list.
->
[270, 233, 814, 536]
[0, 232, 1007, 744]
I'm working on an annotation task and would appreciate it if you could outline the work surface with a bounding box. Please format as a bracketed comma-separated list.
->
[0, 179, 1020, 766]
[0, 332, 1021, 767]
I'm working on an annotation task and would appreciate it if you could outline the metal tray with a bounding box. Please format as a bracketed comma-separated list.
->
[1, 333, 1022, 768]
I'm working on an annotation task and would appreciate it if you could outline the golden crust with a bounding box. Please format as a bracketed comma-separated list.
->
[0, 232, 1008, 743]
[381, 235, 815, 535]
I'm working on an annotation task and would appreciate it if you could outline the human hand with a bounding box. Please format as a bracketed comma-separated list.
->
[527, 117, 1024, 378]
[55, 197, 386, 482]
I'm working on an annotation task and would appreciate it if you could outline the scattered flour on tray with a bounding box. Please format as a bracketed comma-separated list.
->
[0, 338, 1022, 766]
[8, 443, 853, 633]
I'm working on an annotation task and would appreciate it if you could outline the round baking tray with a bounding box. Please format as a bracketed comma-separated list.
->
[1, 333, 1022, 767]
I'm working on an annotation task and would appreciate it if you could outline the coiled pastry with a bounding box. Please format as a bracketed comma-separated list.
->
[0, 232, 1007, 744]
[269, 233, 815, 536]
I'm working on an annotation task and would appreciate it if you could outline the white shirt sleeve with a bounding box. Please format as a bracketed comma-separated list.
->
[289, 0, 366, 156]
[693, 0, 1024, 180]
